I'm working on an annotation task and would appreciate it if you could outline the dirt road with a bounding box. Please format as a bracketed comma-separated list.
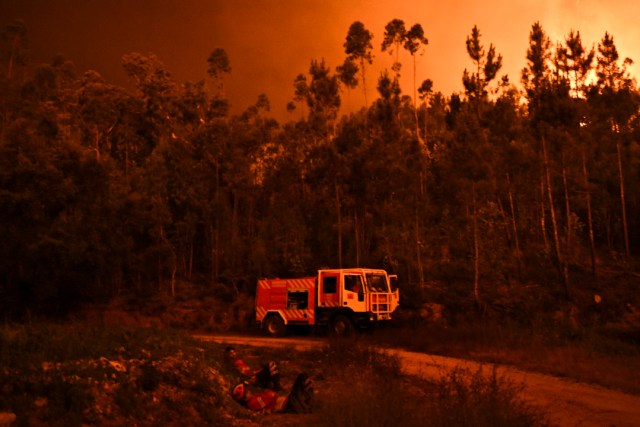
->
[195, 335, 640, 427]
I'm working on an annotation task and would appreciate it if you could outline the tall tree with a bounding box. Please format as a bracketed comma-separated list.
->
[557, 30, 594, 98]
[404, 23, 429, 136]
[344, 21, 374, 108]
[336, 57, 359, 113]
[306, 59, 341, 138]
[462, 25, 502, 116]
[556, 30, 594, 279]
[207, 48, 231, 97]
[381, 19, 407, 79]
[417, 78, 433, 140]
[590, 32, 638, 265]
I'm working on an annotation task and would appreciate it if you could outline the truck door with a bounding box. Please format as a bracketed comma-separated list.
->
[318, 271, 340, 308]
[342, 273, 367, 313]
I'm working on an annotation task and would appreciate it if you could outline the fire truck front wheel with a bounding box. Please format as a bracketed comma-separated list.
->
[263, 314, 286, 336]
[330, 314, 354, 337]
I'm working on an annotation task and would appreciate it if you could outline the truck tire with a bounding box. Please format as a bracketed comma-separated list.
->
[330, 314, 354, 337]
[263, 314, 286, 337]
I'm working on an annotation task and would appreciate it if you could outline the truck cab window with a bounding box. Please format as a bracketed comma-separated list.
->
[366, 273, 389, 292]
[344, 275, 363, 293]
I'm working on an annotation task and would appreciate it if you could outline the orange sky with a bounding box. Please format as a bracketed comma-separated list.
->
[3, 0, 639, 121]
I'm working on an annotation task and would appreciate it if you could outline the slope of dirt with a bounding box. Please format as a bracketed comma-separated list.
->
[196, 335, 640, 427]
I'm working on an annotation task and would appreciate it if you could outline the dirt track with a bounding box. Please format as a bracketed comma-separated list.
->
[195, 335, 640, 427]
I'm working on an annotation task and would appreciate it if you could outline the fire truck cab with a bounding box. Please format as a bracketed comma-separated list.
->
[255, 268, 399, 336]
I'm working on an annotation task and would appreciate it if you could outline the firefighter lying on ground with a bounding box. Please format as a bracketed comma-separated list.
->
[231, 372, 314, 413]
[224, 345, 282, 391]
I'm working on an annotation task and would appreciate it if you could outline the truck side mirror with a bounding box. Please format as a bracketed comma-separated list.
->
[389, 275, 398, 291]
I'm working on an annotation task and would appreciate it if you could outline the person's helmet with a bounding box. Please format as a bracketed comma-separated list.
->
[225, 346, 237, 360]
[232, 383, 246, 400]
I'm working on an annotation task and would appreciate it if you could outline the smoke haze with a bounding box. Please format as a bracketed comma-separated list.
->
[3, 0, 639, 120]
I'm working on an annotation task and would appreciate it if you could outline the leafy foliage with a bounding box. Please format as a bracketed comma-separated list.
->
[0, 19, 639, 331]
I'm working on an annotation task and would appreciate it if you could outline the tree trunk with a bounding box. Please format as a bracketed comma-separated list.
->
[539, 167, 549, 254]
[560, 151, 571, 294]
[413, 57, 420, 140]
[415, 202, 424, 287]
[335, 180, 343, 268]
[472, 185, 480, 305]
[542, 136, 570, 298]
[211, 158, 221, 283]
[354, 210, 361, 266]
[562, 151, 572, 254]
[581, 150, 597, 276]
[213, 223, 219, 281]
[506, 173, 522, 280]
[616, 136, 630, 265]
[360, 58, 368, 108]
[188, 239, 194, 280]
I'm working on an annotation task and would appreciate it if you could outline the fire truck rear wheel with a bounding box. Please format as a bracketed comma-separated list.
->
[264, 314, 286, 336]
[330, 314, 354, 337]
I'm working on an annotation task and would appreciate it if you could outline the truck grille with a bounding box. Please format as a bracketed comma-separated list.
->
[369, 293, 392, 315]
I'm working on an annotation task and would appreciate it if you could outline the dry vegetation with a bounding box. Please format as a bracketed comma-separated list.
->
[0, 323, 550, 427]
[1, 273, 639, 426]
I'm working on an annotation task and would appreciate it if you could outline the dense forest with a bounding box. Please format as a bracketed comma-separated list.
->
[1, 18, 639, 322]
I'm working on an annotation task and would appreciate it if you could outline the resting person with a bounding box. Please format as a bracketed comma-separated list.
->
[231, 373, 314, 414]
[224, 346, 281, 390]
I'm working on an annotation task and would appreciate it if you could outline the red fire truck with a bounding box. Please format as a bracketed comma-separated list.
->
[255, 268, 399, 336]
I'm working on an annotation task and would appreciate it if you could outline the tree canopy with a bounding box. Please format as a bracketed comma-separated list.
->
[1, 18, 640, 322]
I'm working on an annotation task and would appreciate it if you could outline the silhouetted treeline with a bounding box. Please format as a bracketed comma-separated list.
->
[1, 20, 639, 320]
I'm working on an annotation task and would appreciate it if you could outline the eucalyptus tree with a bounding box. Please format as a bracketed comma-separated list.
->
[77, 70, 135, 160]
[207, 47, 231, 97]
[350, 70, 423, 273]
[0, 59, 129, 314]
[121, 52, 177, 173]
[404, 23, 429, 135]
[417, 78, 433, 140]
[343, 21, 374, 108]
[222, 95, 279, 285]
[336, 57, 359, 113]
[289, 73, 309, 118]
[163, 80, 211, 284]
[381, 19, 407, 79]
[121, 53, 208, 290]
[296, 59, 343, 264]
[306, 59, 341, 139]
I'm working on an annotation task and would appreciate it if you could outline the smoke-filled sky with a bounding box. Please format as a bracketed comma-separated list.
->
[3, 0, 639, 120]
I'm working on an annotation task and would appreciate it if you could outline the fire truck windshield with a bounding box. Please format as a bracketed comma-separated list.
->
[365, 273, 389, 292]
